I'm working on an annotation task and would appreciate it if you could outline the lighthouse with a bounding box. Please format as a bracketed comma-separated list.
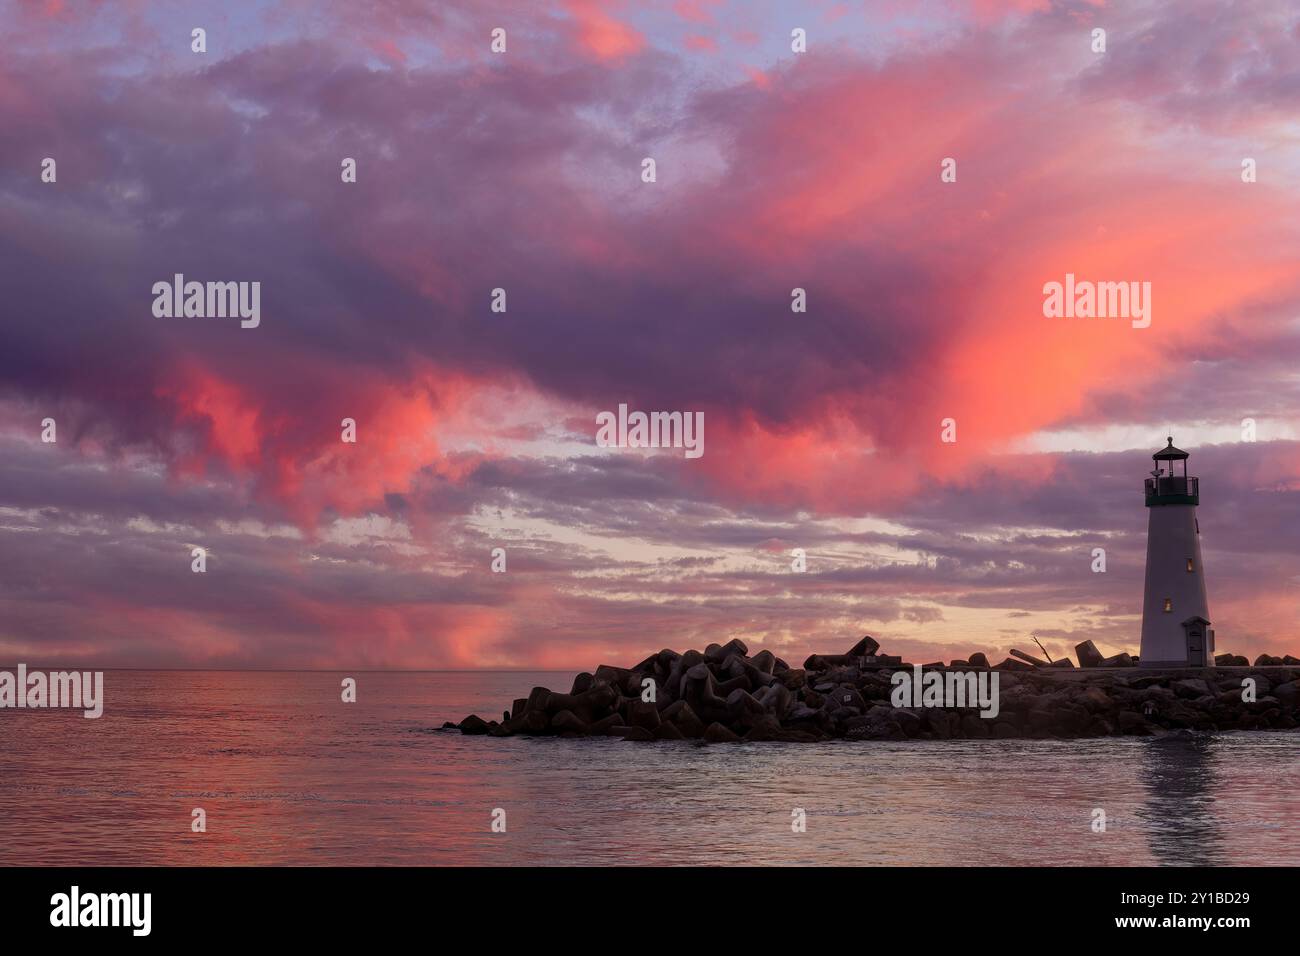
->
[1139, 438, 1213, 668]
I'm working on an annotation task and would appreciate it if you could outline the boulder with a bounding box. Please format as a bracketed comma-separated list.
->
[593, 664, 633, 687]
[754, 682, 792, 717]
[526, 686, 551, 712]
[776, 668, 807, 690]
[550, 710, 589, 735]
[1173, 678, 1212, 699]
[743, 715, 783, 741]
[725, 688, 767, 726]
[625, 699, 661, 731]
[847, 635, 881, 657]
[539, 684, 618, 721]
[1117, 710, 1153, 735]
[459, 715, 491, 735]
[859, 674, 895, 700]
[1272, 681, 1299, 707]
[1075, 640, 1105, 668]
[589, 714, 623, 735]
[665, 649, 705, 697]
[721, 638, 749, 659]
[1085, 717, 1115, 736]
[960, 714, 991, 738]
[630, 654, 660, 675]
[786, 703, 819, 723]
[828, 686, 868, 712]
[1053, 701, 1091, 733]
[968, 652, 990, 669]
[1078, 686, 1113, 712]
[1101, 653, 1135, 668]
[803, 653, 845, 670]
[703, 722, 743, 743]
[1024, 703, 1057, 732]
[823, 665, 859, 685]
[714, 674, 751, 695]
[663, 700, 706, 738]
[892, 709, 923, 737]
[859, 705, 905, 740]
[683, 663, 728, 711]
[653, 721, 685, 740]
[726, 655, 776, 688]
[656, 648, 682, 669]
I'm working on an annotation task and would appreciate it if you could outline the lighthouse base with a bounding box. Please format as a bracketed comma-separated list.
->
[1139, 503, 1211, 667]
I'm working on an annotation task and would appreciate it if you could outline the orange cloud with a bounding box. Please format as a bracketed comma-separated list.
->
[154, 361, 497, 528]
[673, 0, 720, 25]
[565, 0, 646, 60]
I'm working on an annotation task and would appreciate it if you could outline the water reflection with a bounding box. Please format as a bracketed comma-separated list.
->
[1137, 733, 1223, 866]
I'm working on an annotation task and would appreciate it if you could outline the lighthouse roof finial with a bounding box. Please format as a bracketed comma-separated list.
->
[1153, 436, 1189, 460]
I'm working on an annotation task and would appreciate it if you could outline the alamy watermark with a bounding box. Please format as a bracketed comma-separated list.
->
[890, 665, 1000, 718]
[50, 886, 150, 936]
[0, 664, 103, 718]
[596, 403, 704, 459]
[1043, 273, 1150, 329]
[152, 273, 260, 328]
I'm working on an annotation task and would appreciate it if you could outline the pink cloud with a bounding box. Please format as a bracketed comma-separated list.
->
[565, 0, 646, 60]
[684, 33, 718, 53]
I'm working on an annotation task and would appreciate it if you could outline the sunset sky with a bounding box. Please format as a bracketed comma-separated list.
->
[2, 0, 1299, 668]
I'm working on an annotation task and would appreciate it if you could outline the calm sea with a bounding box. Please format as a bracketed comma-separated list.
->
[0, 670, 1296, 866]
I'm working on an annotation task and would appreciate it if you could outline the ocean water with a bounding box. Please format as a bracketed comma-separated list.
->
[0, 670, 1296, 866]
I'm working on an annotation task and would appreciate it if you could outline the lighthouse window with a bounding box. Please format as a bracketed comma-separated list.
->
[1186, 558, 1195, 572]
[1163, 598, 1173, 613]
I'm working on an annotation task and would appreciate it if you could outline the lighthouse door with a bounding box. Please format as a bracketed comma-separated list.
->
[1184, 623, 1205, 667]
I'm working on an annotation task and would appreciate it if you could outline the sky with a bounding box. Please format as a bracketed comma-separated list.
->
[1, 0, 1299, 669]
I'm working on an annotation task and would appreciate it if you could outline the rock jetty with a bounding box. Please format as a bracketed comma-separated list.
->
[450, 636, 1300, 743]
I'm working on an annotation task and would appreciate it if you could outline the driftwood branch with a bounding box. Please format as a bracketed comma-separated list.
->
[1032, 636, 1054, 663]
[1010, 648, 1048, 667]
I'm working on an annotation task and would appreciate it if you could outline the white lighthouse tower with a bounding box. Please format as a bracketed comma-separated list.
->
[1139, 438, 1213, 668]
